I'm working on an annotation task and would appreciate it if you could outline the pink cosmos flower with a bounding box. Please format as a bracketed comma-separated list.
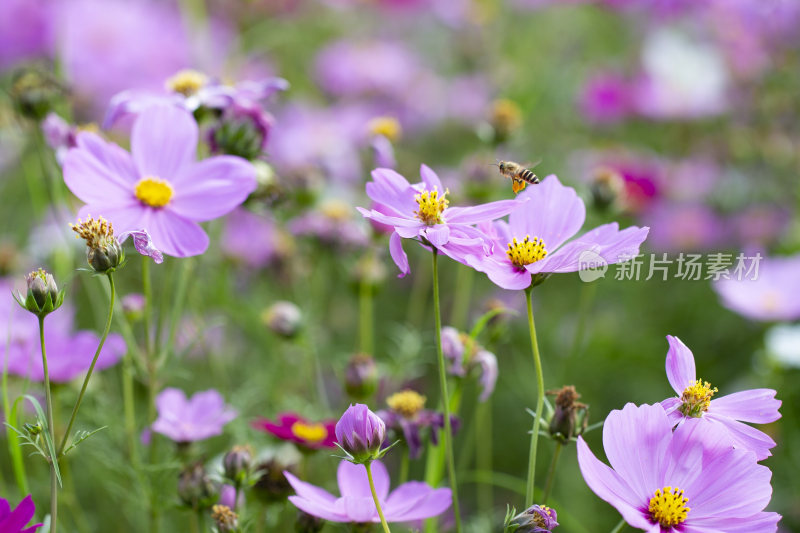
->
[252, 412, 337, 450]
[0, 495, 42, 533]
[357, 165, 521, 277]
[713, 254, 800, 322]
[63, 105, 257, 257]
[285, 460, 451, 524]
[465, 176, 649, 290]
[152, 388, 237, 443]
[578, 403, 780, 532]
[660, 336, 781, 460]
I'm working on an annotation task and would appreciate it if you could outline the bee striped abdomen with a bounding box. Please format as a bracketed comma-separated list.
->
[518, 169, 539, 184]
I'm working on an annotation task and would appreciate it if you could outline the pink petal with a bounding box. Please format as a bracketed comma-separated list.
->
[77, 203, 149, 237]
[288, 495, 347, 523]
[576, 437, 652, 529]
[709, 389, 781, 424]
[665, 336, 696, 395]
[147, 210, 209, 258]
[131, 105, 197, 179]
[343, 496, 378, 523]
[419, 164, 443, 191]
[423, 225, 450, 247]
[384, 484, 452, 522]
[118, 229, 164, 264]
[389, 232, 410, 278]
[63, 132, 139, 204]
[602, 403, 671, 499]
[508, 175, 585, 250]
[170, 156, 257, 221]
[445, 198, 523, 225]
[284, 471, 338, 507]
[337, 461, 390, 501]
[706, 414, 776, 461]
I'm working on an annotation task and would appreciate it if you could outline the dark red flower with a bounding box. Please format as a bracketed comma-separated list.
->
[252, 412, 337, 449]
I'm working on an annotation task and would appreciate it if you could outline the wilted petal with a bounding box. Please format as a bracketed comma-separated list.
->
[118, 229, 163, 264]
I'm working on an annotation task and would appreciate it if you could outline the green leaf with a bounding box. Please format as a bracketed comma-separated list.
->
[24, 394, 62, 487]
[62, 426, 108, 456]
[468, 307, 515, 341]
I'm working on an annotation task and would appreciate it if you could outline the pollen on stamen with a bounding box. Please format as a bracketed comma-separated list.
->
[649, 486, 690, 527]
[70, 215, 115, 249]
[679, 379, 718, 418]
[387, 389, 426, 419]
[135, 176, 174, 208]
[414, 188, 449, 225]
[506, 235, 548, 269]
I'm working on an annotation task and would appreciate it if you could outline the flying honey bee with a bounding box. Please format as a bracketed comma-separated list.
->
[496, 160, 541, 194]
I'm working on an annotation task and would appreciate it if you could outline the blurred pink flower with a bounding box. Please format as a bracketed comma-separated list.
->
[152, 388, 237, 443]
[714, 254, 800, 322]
[0, 0, 53, 70]
[578, 72, 633, 124]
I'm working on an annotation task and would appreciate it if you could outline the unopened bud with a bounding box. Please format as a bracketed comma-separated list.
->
[11, 68, 65, 120]
[334, 404, 386, 464]
[295, 510, 324, 533]
[353, 253, 387, 287]
[17, 268, 62, 317]
[210, 103, 270, 160]
[262, 301, 303, 338]
[344, 353, 378, 401]
[177, 462, 218, 510]
[488, 99, 522, 145]
[24, 422, 43, 436]
[511, 504, 559, 532]
[223, 445, 253, 485]
[121, 293, 145, 322]
[252, 458, 297, 504]
[211, 505, 239, 532]
[547, 385, 588, 445]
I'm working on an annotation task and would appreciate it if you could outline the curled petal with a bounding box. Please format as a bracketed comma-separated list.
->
[118, 229, 164, 264]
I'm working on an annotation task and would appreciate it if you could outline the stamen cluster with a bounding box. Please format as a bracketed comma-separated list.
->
[649, 486, 690, 527]
[414, 188, 449, 225]
[135, 177, 174, 208]
[387, 390, 426, 419]
[506, 235, 548, 269]
[679, 379, 718, 417]
[166, 69, 208, 96]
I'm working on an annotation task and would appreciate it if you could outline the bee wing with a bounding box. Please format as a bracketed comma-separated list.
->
[525, 158, 543, 170]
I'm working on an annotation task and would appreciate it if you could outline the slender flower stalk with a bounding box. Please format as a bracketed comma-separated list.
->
[524, 287, 545, 507]
[432, 251, 462, 532]
[365, 462, 392, 533]
[359, 277, 373, 355]
[58, 273, 115, 456]
[609, 519, 626, 533]
[37, 316, 57, 533]
[542, 442, 563, 504]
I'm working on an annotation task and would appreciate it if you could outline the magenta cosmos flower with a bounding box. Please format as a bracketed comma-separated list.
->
[152, 388, 237, 443]
[713, 254, 800, 322]
[358, 165, 521, 277]
[63, 105, 257, 257]
[0, 495, 42, 533]
[660, 336, 780, 460]
[465, 176, 649, 290]
[286, 460, 451, 524]
[578, 403, 780, 532]
[252, 413, 337, 450]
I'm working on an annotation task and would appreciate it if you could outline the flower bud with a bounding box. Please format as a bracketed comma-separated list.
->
[344, 353, 378, 401]
[177, 462, 218, 510]
[547, 386, 588, 445]
[70, 216, 124, 273]
[211, 505, 239, 532]
[510, 504, 559, 532]
[24, 422, 43, 436]
[261, 301, 303, 338]
[17, 268, 63, 317]
[487, 99, 522, 145]
[334, 404, 386, 464]
[210, 103, 271, 160]
[223, 445, 253, 485]
[10, 68, 65, 120]
[252, 458, 297, 504]
[295, 510, 324, 533]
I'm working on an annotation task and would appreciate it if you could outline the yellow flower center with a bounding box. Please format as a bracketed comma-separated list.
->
[506, 236, 548, 269]
[649, 486, 690, 527]
[320, 199, 351, 221]
[490, 98, 522, 132]
[387, 390, 426, 419]
[414, 188, 449, 225]
[679, 379, 717, 418]
[367, 116, 402, 142]
[532, 505, 555, 528]
[290, 422, 328, 443]
[165, 69, 208, 96]
[135, 177, 174, 208]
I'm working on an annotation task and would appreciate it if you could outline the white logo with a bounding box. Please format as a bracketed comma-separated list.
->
[578, 250, 607, 282]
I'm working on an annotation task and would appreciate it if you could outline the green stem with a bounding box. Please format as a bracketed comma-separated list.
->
[398, 447, 410, 485]
[142, 256, 160, 533]
[189, 509, 199, 533]
[524, 287, 545, 507]
[359, 278, 373, 355]
[609, 518, 626, 533]
[121, 351, 138, 464]
[449, 266, 474, 330]
[542, 442, 563, 503]
[366, 462, 392, 533]
[431, 251, 462, 533]
[58, 274, 115, 456]
[38, 317, 58, 533]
